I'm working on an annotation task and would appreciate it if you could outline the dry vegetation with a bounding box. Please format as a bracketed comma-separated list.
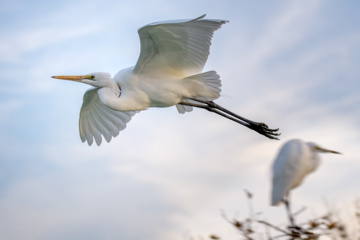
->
[192, 191, 360, 240]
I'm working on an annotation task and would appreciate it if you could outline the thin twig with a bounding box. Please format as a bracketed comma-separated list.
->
[258, 220, 289, 235]
[293, 206, 307, 216]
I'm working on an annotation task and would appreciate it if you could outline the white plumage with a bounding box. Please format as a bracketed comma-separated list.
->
[79, 87, 136, 145]
[53, 15, 279, 146]
[271, 139, 340, 206]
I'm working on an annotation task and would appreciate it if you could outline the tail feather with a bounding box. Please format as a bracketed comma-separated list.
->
[271, 178, 291, 206]
[176, 71, 222, 114]
[176, 103, 193, 114]
[184, 70, 222, 101]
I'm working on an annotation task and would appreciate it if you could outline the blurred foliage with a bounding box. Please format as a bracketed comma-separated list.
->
[191, 191, 360, 240]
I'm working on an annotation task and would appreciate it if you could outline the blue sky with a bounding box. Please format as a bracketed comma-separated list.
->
[0, 0, 360, 239]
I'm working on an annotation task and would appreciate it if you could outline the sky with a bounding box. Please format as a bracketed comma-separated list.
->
[0, 0, 359, 239]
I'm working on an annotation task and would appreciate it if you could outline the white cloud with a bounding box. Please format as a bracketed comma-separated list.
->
[0, 25, 101, 62]
[0, 100, 24, 125]
[244, 0, 322, 71]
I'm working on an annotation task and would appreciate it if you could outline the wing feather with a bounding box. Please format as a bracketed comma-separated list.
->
[80, 112, 93, 145]
[93, 103, 121, 131]
[91, 107, 118, 141]
[79, 88, 136, 146]
[86, 111, 102, 146]
[134, 14, 228, 76]
[89, 108, 110, 143]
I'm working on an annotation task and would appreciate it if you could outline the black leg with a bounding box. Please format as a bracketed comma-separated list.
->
[179, 99, 280, 140]
[283, 194, 295, 227]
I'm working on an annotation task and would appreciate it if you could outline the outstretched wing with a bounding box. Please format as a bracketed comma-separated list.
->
[79, 88, 136, 146]
[133, 14, 228, 77]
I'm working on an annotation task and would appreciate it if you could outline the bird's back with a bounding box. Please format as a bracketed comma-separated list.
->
[271, 139, 312, 205]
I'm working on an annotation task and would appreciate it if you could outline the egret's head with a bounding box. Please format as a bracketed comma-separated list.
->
[307, 142, 341, 154]
[52, 72, 113, 88]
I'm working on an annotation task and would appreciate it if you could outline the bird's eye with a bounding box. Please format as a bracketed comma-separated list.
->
[90, 75, 95, 79]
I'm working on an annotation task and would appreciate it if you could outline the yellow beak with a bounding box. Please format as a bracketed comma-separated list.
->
[51, 75, 85, 81]
[325, 149, 341, 154]
[316, 146, 341, 154]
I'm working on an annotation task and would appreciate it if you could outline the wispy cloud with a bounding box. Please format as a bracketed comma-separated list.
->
[0, 25, 101, 62]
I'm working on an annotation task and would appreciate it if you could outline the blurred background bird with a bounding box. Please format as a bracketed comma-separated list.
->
[271, 139, 340, 225]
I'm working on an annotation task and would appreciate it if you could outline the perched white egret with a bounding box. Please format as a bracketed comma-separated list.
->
[52, 15, 279, 146]
[271, 139, 340, 225]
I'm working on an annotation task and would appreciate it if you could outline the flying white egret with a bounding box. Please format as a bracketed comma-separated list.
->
[271, 139, 340, 225]
[52, 14, 279, 146]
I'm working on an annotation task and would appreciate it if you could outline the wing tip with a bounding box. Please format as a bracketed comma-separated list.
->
[194, 14, 206, 21]
[87, 138, 93, 146]
[193, 14, 229, 24]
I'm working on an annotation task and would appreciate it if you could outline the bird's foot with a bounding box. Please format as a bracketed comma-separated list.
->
[207, 101, 280, 139]
[249, 122, 280, 140]
[253, 121, 268, 128]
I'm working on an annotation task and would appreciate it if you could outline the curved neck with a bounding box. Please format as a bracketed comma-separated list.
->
[107, 80, 121, 94]
[98, 85, 144, 111]
[97, 86, 121, 109]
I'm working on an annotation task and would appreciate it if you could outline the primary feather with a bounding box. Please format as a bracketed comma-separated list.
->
[134, 14, 228, 76]
[79, 88, 136, 146]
